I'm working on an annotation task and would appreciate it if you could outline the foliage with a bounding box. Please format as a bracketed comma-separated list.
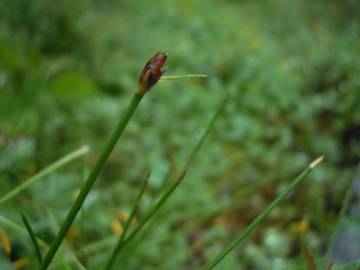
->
[0, 0, 359, 269]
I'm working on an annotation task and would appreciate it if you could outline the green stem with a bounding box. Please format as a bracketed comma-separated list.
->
[183, 95, 227, 171]
[0, 146, 89, 206]
[41, 92, 143, 270]
[202, 156, 324, 270]
[46, 209, 86, 270]
[161, 74, 207, 80]
[21, 212, 43, 265]
[111, 95, 228, 260]
[104, 171, 150, 270]
[0, 216, 72, 269]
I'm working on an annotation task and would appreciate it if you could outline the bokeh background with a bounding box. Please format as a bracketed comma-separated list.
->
[0, 0, 359, 269]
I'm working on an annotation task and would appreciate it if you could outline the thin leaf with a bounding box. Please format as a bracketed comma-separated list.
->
[0, 215, 76, 270]
[107, 94, 228, 265]
[104, 171, 150, 270]
[21, 212, 42, 264]
[202, 156, 324, 270]
[161, 74, 207, 80]
[0, 146, 90, 206]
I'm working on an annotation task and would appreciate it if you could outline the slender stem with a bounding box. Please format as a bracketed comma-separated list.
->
[324, 179, 353, 261]
[41, 92, 143, 270]
[184, 94, 227, 171]
[119, 176, 181, 250]
[161, 74, 207, 80]
[104, 171, 150, 270]
[0, 216, 72, 269]
[112, 95, 228, 259]
[0, 146, 89, 206]
[46, 209, 86, 270]
[202, 156, 324, 270]
[21, 212, 43, 265]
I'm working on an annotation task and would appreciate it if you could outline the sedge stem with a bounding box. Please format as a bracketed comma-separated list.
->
[105, 95, 228, 266]
[41, 92, 143, 269]
[103, 172, 150, 270]
[202, 156, 324, 270]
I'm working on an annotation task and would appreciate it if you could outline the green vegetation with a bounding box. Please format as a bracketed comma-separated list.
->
[0, 0, 359, 269]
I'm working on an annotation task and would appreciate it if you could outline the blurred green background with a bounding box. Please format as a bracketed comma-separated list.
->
[0, 0, 359, 269]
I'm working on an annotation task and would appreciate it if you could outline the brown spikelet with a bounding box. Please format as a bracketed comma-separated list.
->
[138, 52, 168, 94]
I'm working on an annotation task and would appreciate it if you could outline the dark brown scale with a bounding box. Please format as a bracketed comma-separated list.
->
[138, 51, 168, 94]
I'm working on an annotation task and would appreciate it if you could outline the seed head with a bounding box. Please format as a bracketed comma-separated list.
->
[138, 51, 168, 94]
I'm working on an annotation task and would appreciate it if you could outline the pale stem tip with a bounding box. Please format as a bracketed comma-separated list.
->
[309, 156, 324, 169]
[160, 74, 208, 81]
[82, 145, 91, 153]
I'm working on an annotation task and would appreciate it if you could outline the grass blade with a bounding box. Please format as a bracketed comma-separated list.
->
[111, 94, 228, 260]
[161, 74, 207, 80]
[202, 156, 324, 270]
[0, 146, 90, 206]
[104, 171, 150, 270]
[0, 216, 73, 270]
[21, 212, 42, 265]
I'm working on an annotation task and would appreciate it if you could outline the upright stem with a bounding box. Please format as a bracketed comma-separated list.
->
[104, 172, 149, 270]
[103, 95, 228, 269]
[41, 92, 143, 270]
[21, 212, 43, 265]
[202, 156, 324, 270]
